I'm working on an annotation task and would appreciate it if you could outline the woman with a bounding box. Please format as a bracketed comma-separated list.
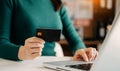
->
[0, 0, 98, 61]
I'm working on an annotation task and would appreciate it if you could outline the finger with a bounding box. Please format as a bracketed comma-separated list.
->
[24, 52, 34, 60]
[29, 47, 41, 54]
[32, 48, 43, 56]
[94, 51, 98, 60]
[72, 50, 83, 61]
[86, 48, 94, 61]
[39, 48, 43, 52]
[73, 49, 89, 62]
[32, 47, 43, 52]
[32, 48, 40, 52]
[72, 55, 81, 61]
[39, 48, 43, 56]
[26, 37, 45, 44]
[31, 53, 40, 59]
[92, 48, 98, 60]
[26, 43, 44, 48]
[29, 47, 43, 54]
[80, 50, 89, 62]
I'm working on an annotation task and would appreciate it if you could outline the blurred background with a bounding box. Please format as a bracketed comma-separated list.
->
[58, 0, 120, 56]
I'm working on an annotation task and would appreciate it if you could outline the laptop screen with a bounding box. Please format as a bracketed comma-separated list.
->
[91, 10, 120, 71]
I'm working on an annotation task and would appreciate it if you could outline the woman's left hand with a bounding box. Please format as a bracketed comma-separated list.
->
[72, 47, 98, 62]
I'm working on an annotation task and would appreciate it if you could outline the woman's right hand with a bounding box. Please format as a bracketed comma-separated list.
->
[18, 37, 45, 60]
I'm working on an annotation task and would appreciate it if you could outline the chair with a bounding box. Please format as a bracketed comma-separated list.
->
[54, 43, 64, 57]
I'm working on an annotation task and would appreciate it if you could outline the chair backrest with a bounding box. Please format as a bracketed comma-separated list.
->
[54, 43, 64, 57]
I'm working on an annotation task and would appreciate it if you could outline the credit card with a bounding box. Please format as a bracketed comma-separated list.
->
[36, 29, 61, 41]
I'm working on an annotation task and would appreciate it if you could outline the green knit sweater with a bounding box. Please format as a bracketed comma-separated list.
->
[0, 0, 85, 60]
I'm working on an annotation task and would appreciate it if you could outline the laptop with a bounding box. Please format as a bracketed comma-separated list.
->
[43, 10, 120, 71]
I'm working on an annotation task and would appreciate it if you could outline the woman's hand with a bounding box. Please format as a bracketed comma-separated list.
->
[72, 48, 98, 62]
[18, 37, 45, 60]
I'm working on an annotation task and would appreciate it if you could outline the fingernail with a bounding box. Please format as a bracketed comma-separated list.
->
[42, 45, 44, 48]
[38, 44, 41, 46]
[90, 58, 92, 61]
[43, 41, 45, 44]
[39, 44, 44, 48]
[86, 59, 89, 62]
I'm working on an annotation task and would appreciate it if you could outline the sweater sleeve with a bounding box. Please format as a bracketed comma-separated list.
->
[59, 4, 86, 54]
[0, 0, 20, 61]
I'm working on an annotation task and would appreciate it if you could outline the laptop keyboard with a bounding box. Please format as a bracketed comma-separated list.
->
[65, 63, 93, 71]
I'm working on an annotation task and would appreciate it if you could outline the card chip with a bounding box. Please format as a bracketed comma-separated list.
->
[37, 32, 42, 36]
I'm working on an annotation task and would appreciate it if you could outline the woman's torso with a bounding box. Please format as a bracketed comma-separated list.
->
[10, 0, 63, 56]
